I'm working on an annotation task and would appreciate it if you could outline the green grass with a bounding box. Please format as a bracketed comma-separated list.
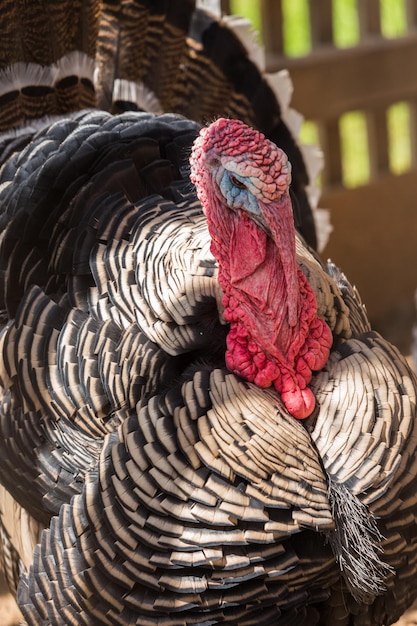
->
[229, 0, 412, 187]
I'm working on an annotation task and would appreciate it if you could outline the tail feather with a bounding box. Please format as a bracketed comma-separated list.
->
[179, 10, 269, 125]
[0, 56, 96, 133]
[182, 11, 321, 248]
[0, 0, 327, 251]
[0, 0, 99, 68]
[96, 0, 196, 112]
[0, 0, 99, 130]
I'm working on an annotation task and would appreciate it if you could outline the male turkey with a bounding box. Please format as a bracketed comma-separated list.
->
[0, 1, 417, 626]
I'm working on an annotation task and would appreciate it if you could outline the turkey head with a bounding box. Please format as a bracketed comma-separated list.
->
[190, 117, 332, 418]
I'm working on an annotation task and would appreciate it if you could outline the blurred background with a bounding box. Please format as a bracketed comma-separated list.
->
[223, 0, 417, 357]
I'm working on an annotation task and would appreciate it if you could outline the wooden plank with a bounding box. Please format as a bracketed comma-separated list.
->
[318, 119, 343, 186]
[406, 0, 417, 29]
[260, 0, 284, 55]
[366, 107, 389, 177]
[358, 0, 381, 38]
[321, 169, 417, 353]
[310, 0, 334, 47]
[408, 99, 417, 166]
[266, 35, 417, 120]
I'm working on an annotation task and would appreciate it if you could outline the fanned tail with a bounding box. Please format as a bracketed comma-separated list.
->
[0, 0, 327, 250]
[95, 0, 196, 112]
[98, 1, 323, 249]
[0, 0, 100, 131]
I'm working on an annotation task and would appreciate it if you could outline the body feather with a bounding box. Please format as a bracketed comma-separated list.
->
[0, 2, 416, 626]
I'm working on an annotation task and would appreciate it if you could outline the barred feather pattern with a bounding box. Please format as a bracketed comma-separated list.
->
[0, 517, 25, 596]
[17, 370, 338, 626]
[0, 112, 226, 529]
[0, 110, 416, 624]
[14, 350, 417, 625]
[0, 1, 322, 250]
[0, 0, 99, 68]
[0, 0, 99, 130]
[0, 3, 417, 625]
[310, 332, 417, 622]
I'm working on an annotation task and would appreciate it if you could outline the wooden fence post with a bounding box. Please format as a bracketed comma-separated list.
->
[358, 0, 381, 38]
[310, 0, 334, 47]
[260, 0, 284, 56]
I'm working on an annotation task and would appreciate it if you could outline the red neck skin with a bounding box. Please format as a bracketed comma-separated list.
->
[190, 118, 332, 419]
[204, 184, 332, 419]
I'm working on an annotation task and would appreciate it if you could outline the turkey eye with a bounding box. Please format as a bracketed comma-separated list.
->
[229, 174, 246, 189]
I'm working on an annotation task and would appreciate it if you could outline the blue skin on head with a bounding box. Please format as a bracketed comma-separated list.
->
[218, 169, 263, 219]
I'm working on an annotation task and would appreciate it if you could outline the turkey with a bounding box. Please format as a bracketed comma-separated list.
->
[1, 1, 417, 625]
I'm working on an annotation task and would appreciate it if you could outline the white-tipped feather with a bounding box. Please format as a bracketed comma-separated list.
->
[266, 68, 293, 111]
[301, 142, 324, 184]
[312, 208, 333, 252]
[222, 14, 266, 70]
[0, 51, 95, 98]
[0, 63, 57, 97]
[196, 0, 222, 19]
[54, 50, 95, 82]
[112, 78, 163, 114]
[283, 106, 304, 138]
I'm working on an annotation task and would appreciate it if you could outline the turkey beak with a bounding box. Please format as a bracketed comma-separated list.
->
[249, 212, 272, 236]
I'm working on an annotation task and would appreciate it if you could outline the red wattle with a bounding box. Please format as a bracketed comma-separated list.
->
[225, 312, 330, 419]
[280, 387, 316, 420]
[189, 118, 333, 421]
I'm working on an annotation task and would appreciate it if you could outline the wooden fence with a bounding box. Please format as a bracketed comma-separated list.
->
[223, 0, 417, 353]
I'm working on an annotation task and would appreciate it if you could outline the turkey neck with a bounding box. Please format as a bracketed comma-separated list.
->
[190, 118, 332, 418]
[205, 182, 318, 366]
